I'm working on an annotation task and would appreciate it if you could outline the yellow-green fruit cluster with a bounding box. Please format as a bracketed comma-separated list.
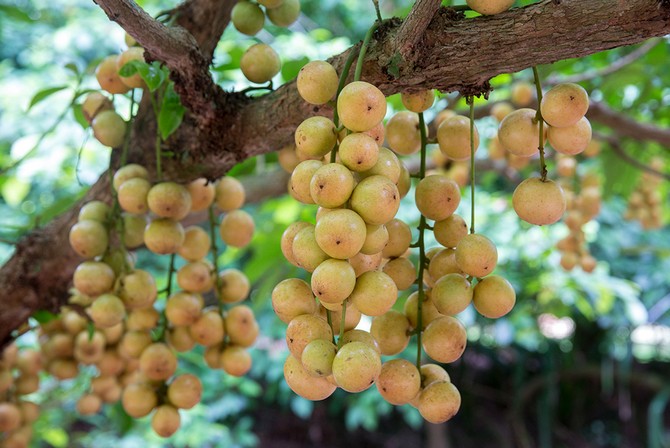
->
[0, 343, 41, 446]
[624, 157, 664, 230]
[555, 157, 601, 272]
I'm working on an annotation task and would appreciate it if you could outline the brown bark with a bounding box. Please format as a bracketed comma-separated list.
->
[0, 0, 669, 345]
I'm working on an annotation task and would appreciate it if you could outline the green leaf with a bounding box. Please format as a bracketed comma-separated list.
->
[387, 52, 402, 79]
[71, 104, 89, 129]
[27, 85, 68, 111]
[32, 310, 59, 324]
[158, 83, 185, 140]
[1, 177, 30, 207]
[281, 57, 309, 82]
[119, 60, 167, 92]
[0, 5, 33, 22]
[64, 62, 80, 78]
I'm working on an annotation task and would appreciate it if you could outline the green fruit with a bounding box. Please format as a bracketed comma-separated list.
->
[231, 1, 265, 36]
[266, 0, 300, 27]
[240, 43, 280, 84]
[92, 110, 126, 148]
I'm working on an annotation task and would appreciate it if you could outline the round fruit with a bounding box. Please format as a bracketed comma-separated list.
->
[266, 0, 300, 27]
[512, 177, 566, 225]
[96, 55, 131, 94]
[547, 116, 592, 155]
[310, 259, 356, 304]
[301, 338, 337, 377]
[147, 182, 192, 220]
[360, 223, 389, 255]
[117, 46, 145, 88]
[310, 163, 355, 208]
[415, 174, 461, 221]
[178, 226, 211, 261]
[152, 405, 181, 438]
[466, 0, 514, 15]
[297, 61, 338, 105]
[382, 257, 417, 290]
[272, 278, 317, 324]
[240, 43, 280, 84]
[433, 214, 468, 248]
[540, 83, 589, 128]
[360, 147, 401, 183]
[386, 111, 421, 155]
[314, 209, 366, 259]
[349, 270, 398, 316]
[144, 218, 185, 254]
[186, 178, 215, 212]
[473, 275, 516, 318]
[166, 374, 202, 410]
[92, 110, 126, 147]
[113, 164, 149, 191]
[337, 81, 387, 132]
[370, 310, 411, 355]
[437, 115, 479, 161]
[220, 346, 253, 376]
[422, 316, 467, 363]
[117, 177, 151, 214]
[511, 81, 534, 107]
[376, 359, 421, 405]
[73, 261, 115, 296]
[285, 314, 333, 359]
[219, 209, 254, 247]
[401, 89, 434, 113]
[215, 177, 245, 211]
[418, 381, 461, 424]
[190, 309, 225, 346]
[139, 343, 177, 381]
[283, 354, 336, 401]
[291, 225, 329, 272]
[88, 294, 125, 328]
[165, 291, 204, 326]
[332, 341, 382, 393]
[82, 92, 113, 122]
[455, 233, 498, 278]
[218, 268, 250, 303]
[498, 108, 545, 157]
[339, 133, 380, 172]
[431, 273, 473, 316]
[231, 1, 265, 35]
[350, 175, 400, 226]
[294, 116, 337, 159]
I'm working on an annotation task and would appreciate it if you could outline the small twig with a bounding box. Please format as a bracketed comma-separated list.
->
[595, 132, 670, 181]
[546, 38, 660, 85]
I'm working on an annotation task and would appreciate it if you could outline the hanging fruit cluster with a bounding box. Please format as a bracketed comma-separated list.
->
[624, 157, 665, 230]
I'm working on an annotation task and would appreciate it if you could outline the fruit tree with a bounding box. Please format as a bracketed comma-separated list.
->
[0, 0, 669, 446]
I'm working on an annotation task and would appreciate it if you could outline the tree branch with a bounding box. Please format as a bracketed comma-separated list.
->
[595, 132, 670, 181]
[587, 102, 670, 148]
[392, 0, 443, 62]
[172, 0, 237, 60]
[546, 38, 661, 85]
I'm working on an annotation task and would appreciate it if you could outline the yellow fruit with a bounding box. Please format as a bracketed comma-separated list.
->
[314, 209, 367, 259]
[370, 310, 411, 355]
[473, 275, 516, 318]
[401, 90, 434, 113]
[266, 0, 300, 27]
[168, 374, 202, 409]
[376, 359, 421, 405]
[422, 316, 467, 363]
[540, 83, 589, 128]
[113, 164, 149, 191]
[294, 117, 337, 159]
[498, 108, 545, 157]
[349, 270, 398, 316]
[240, 43, 280, 84]
[466, 0, 514, 14]
[418, 381, 461, 423]
[433, 214, 468, 248]
[81, 92, 113, 122]
[455, 234, 498, 278]
[231, 1, 265, 35]
[547, 116, 592, 155]
[437, 115, 479, 161]
[512, 177, 566, 225]
[350, 175, 400, 225]
[386, 111, 422, 155]
[215, 177, 245, 211]
[219, 209, 255, 247]
[332, 341, 381, 393]
[117, 47, 145, 88]
[337, 81, 387, 132]
[144, 218, 185, 254]
[286, 314, 333, 359]
[415, 174, 461, 221]
[297, 61, 338, 105]
[301, 338, 337, 377]
[310, 259, 356, 305]
[272, 278, 317, 324]
[178, 226, 211, 261]
[95, 55, 130, 94]
[432, 273, 473, 316]
[152, 405, 181, 438]
[283, 354, 336, 400]
[220, 346, 252, 376]
[510, 81, 534, 107]
[117, 177, 151, 214]
[310, 163, 355, 208]
[139, 343, 177, 381]
[186, 178, 215, 212]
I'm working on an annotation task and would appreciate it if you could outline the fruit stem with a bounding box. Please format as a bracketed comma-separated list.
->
[451, 5, 472, 11]
[354, 22, 379, 82]
[372, 0, 383, 22]
[208, 205, 224, 310]
[326, 309, 336, 344]
[468, 96, 476, 234]
[337, 301, 347, 348]
[532, 66, 548, 181]
[415, 111, 429, 371]
[119, 89, 136, 168]
[149, 92, 163, 181]
[153, 252, 176, 342]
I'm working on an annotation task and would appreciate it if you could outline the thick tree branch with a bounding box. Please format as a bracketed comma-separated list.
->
[392, 0, 443, 61]
[93, 0, 225, 125]
[173, 0, 237, 60]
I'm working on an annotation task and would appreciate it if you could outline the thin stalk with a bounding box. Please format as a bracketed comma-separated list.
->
[208, 205, 224, 309]
[372, 0, 382, 22]
[415, 112, 429, 370]
[326, 309, 336, 344]
[337, 301, 347, 347]
[119, 90, 136, 167]
[354, 22, 379, 82]
[153, 252, 176, 342]
[469, 97, 476, 234]
[149, 92, 163, 181]
[532, 66, 548, 180]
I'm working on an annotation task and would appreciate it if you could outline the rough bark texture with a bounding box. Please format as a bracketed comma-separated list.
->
[0, 0, 669, 345]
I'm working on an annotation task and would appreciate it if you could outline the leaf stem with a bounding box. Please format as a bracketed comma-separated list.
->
[532, 66, 548, 181]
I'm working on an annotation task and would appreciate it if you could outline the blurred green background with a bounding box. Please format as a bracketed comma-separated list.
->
[0, 0, 669, 446]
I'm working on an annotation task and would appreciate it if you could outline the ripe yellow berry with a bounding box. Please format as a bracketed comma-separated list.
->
[240, 43, 280, 84]
[437, 115, 479, 161]
[512, 177, 566, 225]
[337, 81, 387, 132]
[297, 61, 338, 105]
[541, 83, 589, 128]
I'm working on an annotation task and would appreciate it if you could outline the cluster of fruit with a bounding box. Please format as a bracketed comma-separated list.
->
[87, 35, 146, 147]
[0, 345, 40, 448]
[554, 156, 601, 272]
[231, 0, 301, 84]
[273, 56, 519, 424]
[624, 157, 664, 230]
[61, 163, 257, 437]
